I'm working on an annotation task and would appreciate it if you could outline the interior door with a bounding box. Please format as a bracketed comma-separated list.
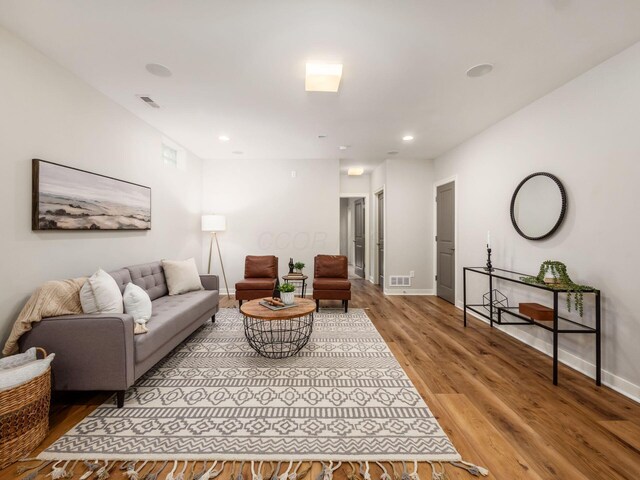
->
[436, 182, 455, 304]
[354, 198, 365, 278]
[377, 191, 384, 287]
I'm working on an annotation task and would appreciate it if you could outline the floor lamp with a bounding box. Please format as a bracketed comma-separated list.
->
[202, 214, 230, 299]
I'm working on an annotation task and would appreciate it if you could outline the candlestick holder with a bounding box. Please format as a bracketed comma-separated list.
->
[485, 245, 494, 272]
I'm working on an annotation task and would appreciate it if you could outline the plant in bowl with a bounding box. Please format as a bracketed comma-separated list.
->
[294, 261, 305, 274]
[521, 260, 592, 316]
[278, 282, 296, 305]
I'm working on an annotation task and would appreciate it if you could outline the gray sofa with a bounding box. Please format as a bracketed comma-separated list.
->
[19, 261, 219, 407]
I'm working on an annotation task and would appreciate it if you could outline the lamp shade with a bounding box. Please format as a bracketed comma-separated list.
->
[202, 214, 226, 232]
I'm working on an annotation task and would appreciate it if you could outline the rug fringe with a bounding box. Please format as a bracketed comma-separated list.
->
[19, 460, 487, 480]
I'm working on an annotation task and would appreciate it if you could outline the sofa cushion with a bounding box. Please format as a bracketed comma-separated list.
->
[127, 262, 168, 301]
[244, 255, 278, 279]
[236, 278, 277, 291]
[109, 268, 133, 294]
[314, 255, 348, 279]
[313, 278, 351, 290]
[134, 290, 218, 363]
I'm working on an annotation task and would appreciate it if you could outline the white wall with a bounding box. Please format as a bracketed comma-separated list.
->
[385, 159, 435, 294]
[340, 173, 370, 195]
[0, 27, 204, 344]
[202, 159, 340, 290]
[434, 41, 640, 400]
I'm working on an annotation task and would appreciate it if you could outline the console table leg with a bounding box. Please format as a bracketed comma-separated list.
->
[553, 292, 559, 386]
[596, 290, 602, 386]
[489, 272, 494, 328]
[463, 268, 467, 327]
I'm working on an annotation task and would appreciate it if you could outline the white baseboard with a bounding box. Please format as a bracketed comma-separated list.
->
[457, 302, 640, 404]
[383, 289, 435, 296]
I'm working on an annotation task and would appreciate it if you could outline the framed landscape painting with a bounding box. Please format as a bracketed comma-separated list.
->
[32, 159, 151, 230]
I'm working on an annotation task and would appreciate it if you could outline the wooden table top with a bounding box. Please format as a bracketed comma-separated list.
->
[282, 274, 308, 280]
[240, 297, 315, 320]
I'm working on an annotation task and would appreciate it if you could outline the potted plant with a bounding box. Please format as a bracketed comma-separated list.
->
[521, 261, 591, 317]
[278, 282, 296, 305]
[294, 261, 305, 274]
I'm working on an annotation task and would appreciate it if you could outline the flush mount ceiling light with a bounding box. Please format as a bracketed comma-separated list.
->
[145, 63, 172, 77]
[339, 145, 350, 150]
[348, 167, 364, 176]
[387, 151, 399, 155]
[218, 135, 230, 142]
[466, 63, 494, 78]
[402, 135, 414, 142]
[305, 63, 343, 92]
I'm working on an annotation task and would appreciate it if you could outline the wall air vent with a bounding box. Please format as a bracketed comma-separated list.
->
[136, 95, 160, 108]
[389, 276, 411, 287]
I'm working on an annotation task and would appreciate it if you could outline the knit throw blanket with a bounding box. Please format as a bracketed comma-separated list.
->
[3, 277, 86, 355]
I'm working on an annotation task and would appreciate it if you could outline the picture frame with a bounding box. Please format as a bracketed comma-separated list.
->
[32, 159, 151, 231]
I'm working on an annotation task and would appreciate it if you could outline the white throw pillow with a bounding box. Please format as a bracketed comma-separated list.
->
[123, 283, 152, 333]
[162, 258, 204, 295]
[80, 269, 124, 314]
[0, 353, 55, 391]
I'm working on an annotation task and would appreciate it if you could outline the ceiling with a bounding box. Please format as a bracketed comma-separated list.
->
[2, 1, 640, 172]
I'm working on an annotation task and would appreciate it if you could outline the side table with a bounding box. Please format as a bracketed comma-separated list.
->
[282, 274, 308, 298]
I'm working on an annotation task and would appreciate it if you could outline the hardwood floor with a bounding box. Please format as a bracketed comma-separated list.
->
[2, 279, 639, 480]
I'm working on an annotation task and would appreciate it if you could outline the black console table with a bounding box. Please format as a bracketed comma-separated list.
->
[463, 267, 601, 386]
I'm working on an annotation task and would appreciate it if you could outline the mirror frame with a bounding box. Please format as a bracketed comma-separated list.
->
[510, 172, 567, 241]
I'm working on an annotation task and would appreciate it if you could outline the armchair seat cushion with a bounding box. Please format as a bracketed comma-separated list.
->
[135, 290, 218, 363]
[313, 278, 351, 290]
[236, 278, 277, 291]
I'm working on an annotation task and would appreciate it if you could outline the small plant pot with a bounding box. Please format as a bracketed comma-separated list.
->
[281, 292, 295, 305]
[543, 265, 560, 284]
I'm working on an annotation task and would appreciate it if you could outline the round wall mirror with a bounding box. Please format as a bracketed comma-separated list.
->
[510, 172, 567, 240]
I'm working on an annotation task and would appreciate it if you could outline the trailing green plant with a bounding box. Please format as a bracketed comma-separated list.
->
[294, 261, 305, 272]
[520, 260, 591, 316]
[278, 282, 296, 293]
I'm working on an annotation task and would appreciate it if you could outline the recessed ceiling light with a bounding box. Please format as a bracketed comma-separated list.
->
[466, 63, 494, 78]
[339, 145, 349, 150]
[305, 63, 343, 92]
[232, 151, 243, 155]
[402, 135, 414, 142]
[348, 167, 364, 176]
[218, 135, 230, 142]
[387, 151, 399, 155]
[145, 63, 172, 77]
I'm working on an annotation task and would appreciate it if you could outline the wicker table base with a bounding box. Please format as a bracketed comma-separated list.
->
[240, 298, 315, 359]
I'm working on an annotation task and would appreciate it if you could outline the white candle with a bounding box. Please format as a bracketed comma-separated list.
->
[487, 231, 491, 248]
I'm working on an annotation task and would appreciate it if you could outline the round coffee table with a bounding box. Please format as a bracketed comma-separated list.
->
[240, 298, 316, 359]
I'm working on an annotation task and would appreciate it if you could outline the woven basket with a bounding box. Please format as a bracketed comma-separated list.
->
[0, 348, 51, 469]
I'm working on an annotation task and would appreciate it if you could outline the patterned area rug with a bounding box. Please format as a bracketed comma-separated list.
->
[40, 308, 461, 462]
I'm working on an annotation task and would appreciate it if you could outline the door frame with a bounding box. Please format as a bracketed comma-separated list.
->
[339, 193, 369, 279]
[433, 176, 458, 305]
[372, 186, 386, 287]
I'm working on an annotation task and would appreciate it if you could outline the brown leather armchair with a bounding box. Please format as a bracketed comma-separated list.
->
[313, 255, 351, 312]
[235, 255, 278, 307]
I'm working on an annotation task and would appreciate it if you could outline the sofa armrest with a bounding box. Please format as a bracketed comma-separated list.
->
[200, 274, 219, 291]
[19, 313, 135, 391]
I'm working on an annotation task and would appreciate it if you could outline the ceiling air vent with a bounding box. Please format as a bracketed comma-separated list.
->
[136, 95, 160, 109]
